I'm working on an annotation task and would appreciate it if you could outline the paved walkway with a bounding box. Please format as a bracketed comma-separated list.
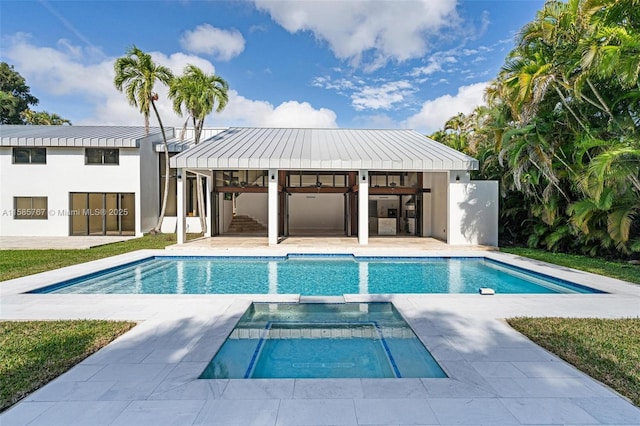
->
[0, 236, 136, 250]
[1, 246, 639, 425]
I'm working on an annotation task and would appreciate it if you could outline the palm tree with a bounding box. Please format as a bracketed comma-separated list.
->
[114, 45, 174, 234]
[169, 65, 229, 233]
[431, 0, 640, 255]
[22, 110, 71, 125]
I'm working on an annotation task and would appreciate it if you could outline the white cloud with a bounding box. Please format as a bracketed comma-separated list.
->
[409, 55, 457, 77]
[404, 82, 488, 134]
[2, 34, 336, 129]
[351, 80, 415, 111]
[179, 24, 245, 61]
[313, 75, 416, 112]
[253, 0, 459, 70]
[216, 91, 337, 128]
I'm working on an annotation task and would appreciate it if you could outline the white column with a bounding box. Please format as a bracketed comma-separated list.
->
[204, 173, 212, 237]
[176, 168, 186, 245]
[268, 169, 279, 246]
[358, 170, 369, 245]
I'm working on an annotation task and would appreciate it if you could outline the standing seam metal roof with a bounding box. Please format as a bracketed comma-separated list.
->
[0, 125, 165, 148]
[171, 128, 478, 171]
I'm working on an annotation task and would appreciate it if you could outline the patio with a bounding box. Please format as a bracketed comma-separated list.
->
[166, 236, 497, 252]
[1, 246, 639, 425]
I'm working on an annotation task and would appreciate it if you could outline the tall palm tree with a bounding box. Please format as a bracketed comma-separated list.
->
[169, 65, 229, 233]
[114, 45, 174, 233]
[169, 64, 228, 143]
[431, 0, 640, 255]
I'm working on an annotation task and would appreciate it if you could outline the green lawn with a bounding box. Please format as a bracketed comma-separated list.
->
[501, 247, 640, 284]
[508, 317, 640, 407]
[0, 320, 135, 411]
[0, 233, 177, 282]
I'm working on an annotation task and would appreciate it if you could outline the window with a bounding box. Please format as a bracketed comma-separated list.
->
[85, 148, 119, 165]
[286, 171, 348, 187]
[12, 147, 46, 164]
[14, 197, 48, 219]
[369, 172, 417, 188]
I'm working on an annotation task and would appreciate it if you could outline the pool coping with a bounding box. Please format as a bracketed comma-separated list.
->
[1, 249, 639, 425]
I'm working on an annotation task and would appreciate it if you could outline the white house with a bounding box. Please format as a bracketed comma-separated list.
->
[0, 125, 498, 247]
[0, 126, 173, 237]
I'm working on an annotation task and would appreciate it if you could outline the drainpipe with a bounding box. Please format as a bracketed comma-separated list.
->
[358, 170, 369, 245]
[268, 169, 278, 246]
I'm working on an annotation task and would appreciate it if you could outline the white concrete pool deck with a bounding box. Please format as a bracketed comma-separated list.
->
[1, 246, 639, 425]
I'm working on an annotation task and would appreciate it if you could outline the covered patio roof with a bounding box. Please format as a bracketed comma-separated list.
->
[170, 127, 478, 171]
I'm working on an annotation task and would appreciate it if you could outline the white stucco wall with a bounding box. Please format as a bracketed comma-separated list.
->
[0, 147, 142, 236]
[139, 138, 159, 233]
[218, 195, 234, 233]
[235, 193, 268, 227]
[288, 193, 343, 232]
[448, 181, 499, 246]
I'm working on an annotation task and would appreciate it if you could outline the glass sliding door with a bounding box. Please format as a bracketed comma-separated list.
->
[88, 193, 104, 235]
[120, 193, 135, 235]
[69, 192, 135, 236]
[105, 193, 119, 235]
[70, 193, 88, 236]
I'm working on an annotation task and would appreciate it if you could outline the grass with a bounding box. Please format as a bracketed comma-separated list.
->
[501, 247, 640, 284]
[0, 320, 135, 411]
[0, 233, 179, 282]
[508, 317, 640, 407]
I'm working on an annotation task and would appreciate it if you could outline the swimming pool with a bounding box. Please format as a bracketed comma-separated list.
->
[30, 255, 600, 295]
[199, 302, 447, 379]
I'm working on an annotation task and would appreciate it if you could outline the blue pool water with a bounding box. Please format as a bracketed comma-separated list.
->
[199, 302, 447, 379]
[31, 255, 600, 295]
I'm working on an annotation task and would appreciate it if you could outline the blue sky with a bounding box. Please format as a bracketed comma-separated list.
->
[0, 0, 544, 133]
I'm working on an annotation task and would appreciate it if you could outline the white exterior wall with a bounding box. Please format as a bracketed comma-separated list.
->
[218, 194, 234, 233]
[448, 181, 498, 246]
[288, 193, 343, 232]
[430, 172, 449, 241]
[235, 193, 268, 227]
[0, 147, 143, 236]
[421, 173, 433, 237]
[139, 138, 159, 233]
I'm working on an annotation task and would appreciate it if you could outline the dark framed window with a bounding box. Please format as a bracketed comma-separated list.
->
[14, 197, 48, 219]
[12, 147, 46, 164]
[286, 171, 347, 187]
[369, 172, 417, 188]
[85, 148, 119, 165]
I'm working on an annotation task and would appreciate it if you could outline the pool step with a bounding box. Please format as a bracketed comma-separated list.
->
[229, 326, 415, 339]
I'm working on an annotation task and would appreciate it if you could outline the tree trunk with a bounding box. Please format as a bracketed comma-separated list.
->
[196, 175, 207, 234]
[194, 117, 207, 235]
[553, 84, 588, 131]
[144, 112, 150, 136]
[151, 100, 171, 234]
